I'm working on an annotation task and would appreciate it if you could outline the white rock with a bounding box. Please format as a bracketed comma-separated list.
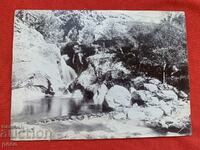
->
[132, 90, 153, 102]
[159, 119, 169, 128]
[147, 97, 159, 106]
[105, 85, 131, 108]
[144, 107, 164, 120]
[85, 83, 99, 94]
[113, 112, 127, 120]
[173, 101, 191, 118]
[77, 64, 97, 88]
[93, 84, 108, 105]
[130, 87, 137, 94]
[159, 100, 172, 115]
[12, 19, 65, 91]
[148, 78, 161, 85]
[173, 87, 179, 94]
[156, 90, 178, 102]
[62, 54, 70, 61]
[166, 84, 174, 90]
[178, 91, 188, 98]
[163, 116, 175, 124]
[144, 83, 158, 92]
[127, 105, 146, 120]
[158, 83, 177, 92]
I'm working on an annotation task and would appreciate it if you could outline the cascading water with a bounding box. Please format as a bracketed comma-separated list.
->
[59, 56, 77, 86]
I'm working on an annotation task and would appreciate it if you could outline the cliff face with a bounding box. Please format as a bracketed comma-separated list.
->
[12, 18, 77, 92]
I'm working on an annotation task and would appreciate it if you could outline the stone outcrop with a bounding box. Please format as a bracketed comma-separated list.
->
[105, 85, 132, 108]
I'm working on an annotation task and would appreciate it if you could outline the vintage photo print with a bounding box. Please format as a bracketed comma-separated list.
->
[11, 10, 191, 140]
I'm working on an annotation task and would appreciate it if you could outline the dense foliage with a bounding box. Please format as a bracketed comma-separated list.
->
[15, 10, 188, 84]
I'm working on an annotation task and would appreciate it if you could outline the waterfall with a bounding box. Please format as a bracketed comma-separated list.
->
[59, 56, 77, 86]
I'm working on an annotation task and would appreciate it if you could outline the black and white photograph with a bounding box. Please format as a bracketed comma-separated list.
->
[11, 10, 191, 140]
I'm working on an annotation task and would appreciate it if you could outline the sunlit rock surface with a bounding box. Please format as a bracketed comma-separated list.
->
[105, 85, 131, 108]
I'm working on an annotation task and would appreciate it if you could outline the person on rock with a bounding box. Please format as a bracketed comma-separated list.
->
[71, 44, 88, 75]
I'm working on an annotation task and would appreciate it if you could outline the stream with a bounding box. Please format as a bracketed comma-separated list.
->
[11, 96, 85, 122]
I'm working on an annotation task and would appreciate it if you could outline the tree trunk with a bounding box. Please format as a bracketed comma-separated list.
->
[163, 62, 167, 84]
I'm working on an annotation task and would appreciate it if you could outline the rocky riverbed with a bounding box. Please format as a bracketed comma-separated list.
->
[11, 76, 191, 140]
[11, 10, 191, 140]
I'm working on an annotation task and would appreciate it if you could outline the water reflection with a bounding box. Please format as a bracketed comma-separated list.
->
[12, 96, 79, 122]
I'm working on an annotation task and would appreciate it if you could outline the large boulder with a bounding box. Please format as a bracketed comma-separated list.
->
[145, 96, 191, 134]
[157, 83, 178, 94]
[93, 84, 108, 105]
[136, 90, 153, 102]
[131, 90, 154, 105]
[143, 83, 158, 92]
[76, 64, 97, 88]
[105, 85, 131, 108]
[159, 100, 172, 116]
[172, 101, 191, 118]
[147, 96, 160, 106]
[146, 101, 191, 134]
[12, 18, 67, 91]
[144, 107, 164, 120]
[127, 104, 146, 120]
[156, 90, 178, 102]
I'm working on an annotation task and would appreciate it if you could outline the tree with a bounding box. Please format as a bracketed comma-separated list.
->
[78, 25, 95, 45]
[15, 10, 65, 43]
[151, 13, 187, 83]
[124, 13, 187, 83]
